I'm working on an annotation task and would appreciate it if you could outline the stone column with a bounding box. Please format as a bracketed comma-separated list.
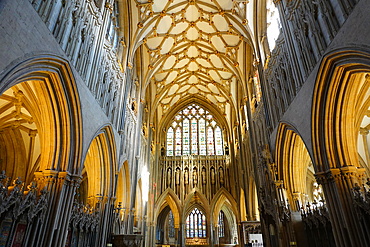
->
[181, 223, 186, 247]
[213, 224, 218, 247]
[174, 226, 180, 246]
[34, 170, 81, 247]
[315, 166, 366, 247]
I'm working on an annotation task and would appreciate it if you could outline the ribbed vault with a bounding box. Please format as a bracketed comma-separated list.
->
[133, 0, 252, 117]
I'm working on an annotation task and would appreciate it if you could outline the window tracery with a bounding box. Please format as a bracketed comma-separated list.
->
[166, 104, 224, 156]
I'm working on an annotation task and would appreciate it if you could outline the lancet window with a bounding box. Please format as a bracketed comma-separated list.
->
[168, 211, 175, 238]
[218, 211, 225, 238]
[186, 208, 206, 238]
[166, 104, 224, 156]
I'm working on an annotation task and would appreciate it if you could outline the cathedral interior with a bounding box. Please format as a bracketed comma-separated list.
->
[0, 0, 369, 246]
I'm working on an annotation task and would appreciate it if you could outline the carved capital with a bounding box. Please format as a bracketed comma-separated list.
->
[292, 192, 301, 200]
[314, 170, 334, 185]
[315, 166, 366, 187]
[28, 129, 38, 138]
[359, 128, 369, 136]
[339, 166, 366, 185]
[34, 170, 59, 183]
[274, 180, 284, 189]
[34, 170, 82, 188]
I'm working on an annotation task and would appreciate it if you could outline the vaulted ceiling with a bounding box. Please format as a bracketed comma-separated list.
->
[132, 0, 254, 119]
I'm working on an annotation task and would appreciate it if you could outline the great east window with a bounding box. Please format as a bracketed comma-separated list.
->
[166, 104, 224, 156]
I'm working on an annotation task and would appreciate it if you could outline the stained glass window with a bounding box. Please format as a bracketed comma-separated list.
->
[168, 211, 175, 238]
[175, 127, 182, 156]
[186, 214, 190, 237]
[186, 208, 206, 238]
[183, 118, 190, 155]
[166, 104, 224, 156]
[207, 127, 215, 155]
[191, 118, 198, 154]
[215, 126, 223, 155]
[218, 211, 225, 238]
[199, 118, 207, 155]
[253, 70, 262, 103]
[167, 127, 174, 156]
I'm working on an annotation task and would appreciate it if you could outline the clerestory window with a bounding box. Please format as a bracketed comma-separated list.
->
[266, 0, 281, 51]
[166, 104, 224, 156]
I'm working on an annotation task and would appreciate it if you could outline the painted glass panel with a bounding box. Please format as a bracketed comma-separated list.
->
[183, 118, 190, 155]
[175, 127, 182, 156]
[218, 211, 225, 238]
[167, 127, 174, 156]
[191, 118, 198, 155]
[168, 211, 175, 238]
[207, 127, 215, 155]
[215, 126, 223, 155]
[199, 118, 206, 155]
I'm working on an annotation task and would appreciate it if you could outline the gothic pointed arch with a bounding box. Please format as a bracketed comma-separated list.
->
[312, 49, 370, 172]
[0, 54, 82, 174]
[79, 125, 117, 206]
[0, 54, 82, 246]
[156, 205, 176, 245]
[210, 189, 239, 243]
[183, 191, 209, 242]
[183, 190, 210, 218]
[155, 189, 181, 228]
[210, 188, 239, 225]
[311, 48, 370, 246]
[275, 123, 315, 211]
[116, 161, 132, 209]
